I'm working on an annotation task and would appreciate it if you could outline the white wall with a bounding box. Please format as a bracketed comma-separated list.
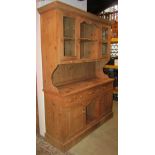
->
[36, 11, 46, 136]
[36, 0, 87, 137]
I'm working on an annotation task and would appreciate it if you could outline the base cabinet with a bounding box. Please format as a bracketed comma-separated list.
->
[44, 82, 113, 151]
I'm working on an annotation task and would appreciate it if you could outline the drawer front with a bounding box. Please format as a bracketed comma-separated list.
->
[84, 82, 113, 97]
[63, 92, 86, 107]
[63, 82, 113, 107]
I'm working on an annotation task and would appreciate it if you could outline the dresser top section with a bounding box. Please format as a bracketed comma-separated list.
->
[38, 1, 111, 25]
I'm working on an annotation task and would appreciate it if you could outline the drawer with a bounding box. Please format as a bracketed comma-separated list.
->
[63, 82, 113, 107]
[85, 83, 113, 96]
[63, 92, 85, 107]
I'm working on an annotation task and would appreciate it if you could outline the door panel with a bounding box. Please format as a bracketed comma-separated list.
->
[99, 90, 113, 116]
[62, 104, 84, 139]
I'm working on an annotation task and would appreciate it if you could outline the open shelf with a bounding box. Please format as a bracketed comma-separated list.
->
[80, 38, 97, 41]
[64, 37, 75, 40]
[60, 58, 99, 64]
[57, 78, 113, 96]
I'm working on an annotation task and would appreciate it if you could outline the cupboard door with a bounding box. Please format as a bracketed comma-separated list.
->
[99, 95, 107, 116]
[80, 21, 98, 59]
[105, 91, 113, 112]
[101, 27, 108, 57]
[63, 16, 76, 57]
[62, 104, 84, 139]
[99, 91, 113, 116]
[85, 97, 100, 124]
[101, 26, 111, 58]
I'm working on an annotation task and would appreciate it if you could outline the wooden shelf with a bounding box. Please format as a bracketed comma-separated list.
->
[57, 78, 113, 96]
[104, 65, 118, 69]
[80, 38, 97, 41]
[60, 58, 98, 64]
[64, 37, 75, 40]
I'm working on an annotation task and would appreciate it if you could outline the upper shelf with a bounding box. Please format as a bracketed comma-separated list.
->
[64, 37, 75, 40]
[80, 38, 97, 42]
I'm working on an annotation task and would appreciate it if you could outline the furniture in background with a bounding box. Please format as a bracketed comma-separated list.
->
[38, 1, 113, 151]
[103, 12, 118, 101]
[103, 65, 118, 101]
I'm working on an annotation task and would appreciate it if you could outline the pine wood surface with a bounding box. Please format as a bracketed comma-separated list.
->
[38, 1, 113, 152]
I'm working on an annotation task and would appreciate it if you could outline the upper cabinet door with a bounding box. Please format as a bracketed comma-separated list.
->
[101, 27, 108, 57]
[63, 16, 76, 59]
[79, 20, 99, 59]
[101, 26, 111, 58]
[60, 12, 111, 63]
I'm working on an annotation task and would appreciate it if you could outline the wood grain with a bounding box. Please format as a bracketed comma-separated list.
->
[38, 1, 113, 152]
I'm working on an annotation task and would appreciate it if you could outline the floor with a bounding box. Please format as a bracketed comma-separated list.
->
[36, 101, 118, 155]
[36, 136, 72, 155]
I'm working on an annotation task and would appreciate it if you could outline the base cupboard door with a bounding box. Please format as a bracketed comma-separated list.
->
[99, 95, 106, 116]
[99, 90, 113, 116]
[104, 90, 113, 113]
[62, 104, 84, 140]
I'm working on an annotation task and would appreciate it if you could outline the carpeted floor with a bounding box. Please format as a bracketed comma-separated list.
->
[36, 135, 73, 155]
